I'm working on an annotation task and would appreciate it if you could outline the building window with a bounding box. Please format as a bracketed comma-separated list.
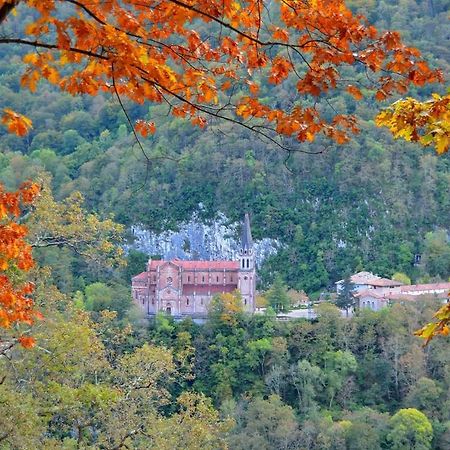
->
[216, 276, 219, 282]
[201, 298, 204, 305]
[187, 298, 190, 306]
[152, 299, 155, 305]
[246, 259, 249, 268]
[241, 259, 245, 269]
[244, 299, 247, 305]
[230, 276, 233, 282]
[188, 276, 191, 282]
[167, 276, 172, 284]
[202, 276, 205, 282]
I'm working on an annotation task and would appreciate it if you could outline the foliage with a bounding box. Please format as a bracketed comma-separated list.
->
[0, 181, 40, 348]
[208, 291, 244, 326]
[387, 408, 433, 450]
[0, 0, 441, 149]
[26, 176, 125, 270]
[392, 272, 412, 285]
[266, 275, 291, 313]
[415, 301, 450, 344]
[335, 277, 356, 315]
[376, 93, 450, 154]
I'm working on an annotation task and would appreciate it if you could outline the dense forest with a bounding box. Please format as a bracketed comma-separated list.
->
[0, 0, 449, 448]
[2, 288, 450, 448]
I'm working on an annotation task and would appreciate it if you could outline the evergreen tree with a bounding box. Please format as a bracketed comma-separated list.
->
[335, 277, 356, 317]
[266, 276, 291, 314]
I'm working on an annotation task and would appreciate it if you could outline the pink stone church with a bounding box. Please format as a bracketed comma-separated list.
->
[131, 214, 256, 317]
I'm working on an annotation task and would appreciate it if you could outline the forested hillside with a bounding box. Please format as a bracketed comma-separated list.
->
[2, 291, 450, 448]
[0, 0, 449, 292]
[1, 0, 450, 449]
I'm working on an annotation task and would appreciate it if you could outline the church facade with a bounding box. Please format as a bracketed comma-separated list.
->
[131, 214, 256, 316]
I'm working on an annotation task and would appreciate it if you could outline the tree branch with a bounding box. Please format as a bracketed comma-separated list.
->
[0, 0, 20, 26]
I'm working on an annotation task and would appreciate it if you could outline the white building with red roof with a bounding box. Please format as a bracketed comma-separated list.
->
[132, 214, 256, 317]
[355, 283, 450, 311]
[335, 271, 404, 293]
[336, 271, 450, 312]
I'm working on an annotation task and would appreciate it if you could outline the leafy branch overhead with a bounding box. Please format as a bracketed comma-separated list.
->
[0, 0, 442, 149]
[376, 93, 450, 154]
[26, 177, 125, 269]
[415, 299, 450, 344]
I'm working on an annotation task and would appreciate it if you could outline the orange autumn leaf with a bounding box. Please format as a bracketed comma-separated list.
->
[0, 1, 443, 146]
[1, 108, 33, 136]
[17, 335, 36, 348]
[135, 119, 156, 137]
[0, 182, 40, 347]
[346, 85, 363, 101]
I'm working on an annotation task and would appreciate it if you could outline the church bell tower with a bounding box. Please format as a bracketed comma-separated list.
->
[238, 213, 256, 312]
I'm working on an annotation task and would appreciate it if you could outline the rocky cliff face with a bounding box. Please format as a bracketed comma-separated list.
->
[129, 212, 278, 266]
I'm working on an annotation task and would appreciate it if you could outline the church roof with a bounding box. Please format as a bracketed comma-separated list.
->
[148, 259, 239, 270]
[241, 213, 253, 251]
[132, 272, 148, 281]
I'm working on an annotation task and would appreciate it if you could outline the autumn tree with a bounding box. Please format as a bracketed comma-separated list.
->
[0, 181, 40, 350]
[26, 176, 125, 269]
[0, 0, 442, 151]
[377, 92, 449, 154]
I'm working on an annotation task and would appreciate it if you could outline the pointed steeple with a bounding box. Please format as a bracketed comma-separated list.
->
[241, 213, 253, 254]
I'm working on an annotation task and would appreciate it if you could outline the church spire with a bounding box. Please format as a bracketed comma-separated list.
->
[241, 213, 253, 253]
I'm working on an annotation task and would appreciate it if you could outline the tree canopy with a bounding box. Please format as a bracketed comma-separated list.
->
[0, 0, 442, 149]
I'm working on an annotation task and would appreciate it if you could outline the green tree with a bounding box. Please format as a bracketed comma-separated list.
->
[392, 272, 412, 285]
[422, 230, 450, 279]
[404, 377, 443, 420]
[125, 249, 149, 282]
[323, 350, 358, 409]
[228, 395, 300, 450]
[84, 282, 131, 319]
[335, 277, 356, 317]
[246, 338, 273, 377]
[266, 276, 291, 314]
[387, 408, 433, 450]
[290, 359, 323, 415]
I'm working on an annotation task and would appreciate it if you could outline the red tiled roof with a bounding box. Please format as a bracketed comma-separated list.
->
[396, 282, 450, 292]
[354, 289, 386, 299]
[383, 292, 417, 301]
[368, 278, 404, 287]
[148, 259, 239, 270]
[132, 272, 148, 281]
